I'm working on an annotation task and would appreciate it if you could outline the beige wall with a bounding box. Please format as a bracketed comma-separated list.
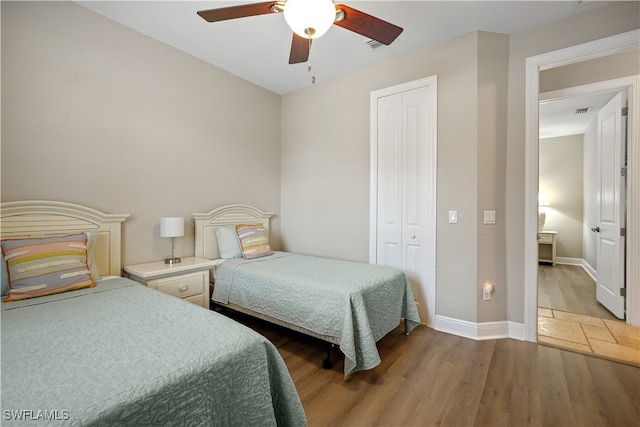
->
[540, 49, 640, 93]
[476, 33, 509, 323]
[540, 135, 585, 259]
[1, 1, 282, 265]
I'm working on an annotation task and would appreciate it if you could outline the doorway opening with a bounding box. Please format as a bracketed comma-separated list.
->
[536, 84, 638, 365]
[524, 30, 640, 352]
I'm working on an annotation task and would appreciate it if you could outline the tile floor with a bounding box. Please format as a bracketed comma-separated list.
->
[538, 307, 640, 366]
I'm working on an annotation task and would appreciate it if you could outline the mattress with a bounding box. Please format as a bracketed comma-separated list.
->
[1, 277, 306, 426]
[213, 252, 421, 377]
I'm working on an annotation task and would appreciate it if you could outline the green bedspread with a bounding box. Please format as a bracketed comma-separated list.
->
[214, 252, 421, 378]
[1, 278, 306, 426]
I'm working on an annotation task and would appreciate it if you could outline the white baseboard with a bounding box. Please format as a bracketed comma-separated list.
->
[556, 257, 582, 265]
[555, 257, 597, 282]
[435, 315, 525, 341]
[507, 321, 526, 340]
[582, 260, 597, 281]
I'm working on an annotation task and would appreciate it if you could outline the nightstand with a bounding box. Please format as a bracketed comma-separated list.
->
[124, 257, 218, 309]
[538, 231, 557, 265]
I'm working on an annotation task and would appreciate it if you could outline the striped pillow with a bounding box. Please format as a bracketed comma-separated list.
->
[235, 224, 273, 259]
[1, 233, 95, 302]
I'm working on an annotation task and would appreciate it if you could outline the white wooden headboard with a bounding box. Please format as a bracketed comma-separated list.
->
[0, 200, 129, 276]
[193, 204, 273, 260]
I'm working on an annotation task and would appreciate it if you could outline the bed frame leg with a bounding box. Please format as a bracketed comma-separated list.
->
[322, 343, 334, 369]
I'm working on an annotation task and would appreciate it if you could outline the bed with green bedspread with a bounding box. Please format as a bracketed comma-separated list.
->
[213, 252, 421, 378]
[1, 277, 306, 426]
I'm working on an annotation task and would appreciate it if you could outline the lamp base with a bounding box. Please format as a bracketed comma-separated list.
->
[164, 257, 181, 265]
[538, 212, 546, 232]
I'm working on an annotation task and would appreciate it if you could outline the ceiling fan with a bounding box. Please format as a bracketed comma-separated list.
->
[197, 0, 403, 65]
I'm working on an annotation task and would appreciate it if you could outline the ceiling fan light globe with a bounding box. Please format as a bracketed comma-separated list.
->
[284, 0, 335, 39]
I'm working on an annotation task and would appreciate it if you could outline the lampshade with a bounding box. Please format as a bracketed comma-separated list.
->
[538, 192, 550, 207]
[160, 217, 184, 238]
[284, 0, 336, 39]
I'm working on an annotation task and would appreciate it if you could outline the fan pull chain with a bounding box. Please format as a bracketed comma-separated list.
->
[308, 63, 315, 84]
[308, 38, 315, 84]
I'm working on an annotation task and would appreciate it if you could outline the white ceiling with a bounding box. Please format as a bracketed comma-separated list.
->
[76, 0, 607, 95]
[75, 0, 611, 138]
[539, 91, 618, 139]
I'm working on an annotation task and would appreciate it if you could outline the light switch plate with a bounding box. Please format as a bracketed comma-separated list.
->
[483, 210, 496, 225]
[449, 210, 457, 224]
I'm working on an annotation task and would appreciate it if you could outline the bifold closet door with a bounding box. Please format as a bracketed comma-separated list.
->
[375, 86, 432, 323]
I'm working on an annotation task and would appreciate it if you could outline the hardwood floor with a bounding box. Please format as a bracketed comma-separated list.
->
[224, 311, 640, 427]
[537, 264, 617, 319]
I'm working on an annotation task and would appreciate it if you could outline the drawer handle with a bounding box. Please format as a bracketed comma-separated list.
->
[179, 284, 188, 292]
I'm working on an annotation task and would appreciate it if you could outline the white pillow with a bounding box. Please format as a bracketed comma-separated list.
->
[215, 226, 243, 259]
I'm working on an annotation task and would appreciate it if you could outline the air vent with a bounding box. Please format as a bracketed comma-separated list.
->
[366, 39, 385, 50]
[575, 107, 592, 115]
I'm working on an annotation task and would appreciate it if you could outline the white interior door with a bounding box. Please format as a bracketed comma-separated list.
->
[372, 79, 437, 327]
[595, 91, 626, 319]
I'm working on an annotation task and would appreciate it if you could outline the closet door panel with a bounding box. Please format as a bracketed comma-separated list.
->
[402, 87, 430, 312]
[377, 93, 403, 269]
[402, 88, 429, 239]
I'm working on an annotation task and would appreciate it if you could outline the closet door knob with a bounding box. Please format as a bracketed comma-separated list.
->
[591, 226, 600, 233]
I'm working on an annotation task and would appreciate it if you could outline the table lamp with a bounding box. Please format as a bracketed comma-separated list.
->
[160, 217, 184, 264]
[538, 192, 550, 231]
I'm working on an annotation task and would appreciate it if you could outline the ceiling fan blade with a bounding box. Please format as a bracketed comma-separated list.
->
[334, 4, 403, 45]
[197, 2, 281, 23]
[289, 33, 311, 64]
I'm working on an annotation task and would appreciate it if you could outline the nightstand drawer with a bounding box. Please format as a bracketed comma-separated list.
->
[538, 233, 554, 244]
[154, 272, 204, 299]
[124, 257, 217, 309]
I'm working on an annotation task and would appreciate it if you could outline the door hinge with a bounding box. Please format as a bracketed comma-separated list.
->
[621, 166, 627, 177]
[622, 107, 628, 116]
[620, 288, 627, 297]
[621, 227, 626, 237]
